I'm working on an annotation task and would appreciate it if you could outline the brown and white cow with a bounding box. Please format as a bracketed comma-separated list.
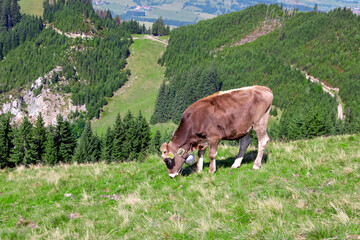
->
[160, 85, 273, 178]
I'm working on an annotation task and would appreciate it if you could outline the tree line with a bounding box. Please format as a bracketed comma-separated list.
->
[152, 4, 360, 140]
[0, 0, 21, 32]
[0, 111, 162, 168]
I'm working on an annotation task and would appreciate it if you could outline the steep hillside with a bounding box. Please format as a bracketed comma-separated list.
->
[1, 133, 359, 238]
[0, 0, 134, 125]
[92, 35, 168, 136]
[153, 4, 360, 140]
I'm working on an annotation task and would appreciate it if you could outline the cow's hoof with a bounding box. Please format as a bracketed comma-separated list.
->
[209, 168, 216, 174]
[252, 165, 260, 170]
[231, 164, 240, 169]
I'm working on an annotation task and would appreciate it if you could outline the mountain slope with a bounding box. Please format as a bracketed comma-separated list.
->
[92, 35, 168, 136]
[153, 4, 360, 140]
[0, 0, 134, 125]
[1, 133, 359, 238]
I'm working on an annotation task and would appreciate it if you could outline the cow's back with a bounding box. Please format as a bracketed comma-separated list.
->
[181, 86, 273, 140]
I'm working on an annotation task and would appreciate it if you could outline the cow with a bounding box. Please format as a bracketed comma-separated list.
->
[160, 85, 273, 178]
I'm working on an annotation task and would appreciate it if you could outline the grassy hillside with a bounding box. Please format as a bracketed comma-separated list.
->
[1, 134, 359, 239]
[92, 35, 167, 136]
[19, 0, 43, 16]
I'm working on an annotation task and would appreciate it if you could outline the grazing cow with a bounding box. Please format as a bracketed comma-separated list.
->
[160, 85, 273, 178]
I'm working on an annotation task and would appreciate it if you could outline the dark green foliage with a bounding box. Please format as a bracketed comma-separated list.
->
[43, 0, 101, 33]
[152, 4, 360, 139]
[0, 112, 153, 168]
[150, 130, 161, 154]
[33, 113, 47, 163]
[107, 111, 151, 162]
[103, 126, 114, 163]
[0, 0, 21, 32]
[120, 19, 149, 34]
[136, 111, 151, 157]
[1, 0, 138, 121]
[152, 17, 170, 36]
[71, 27, 132, 119]
[0, 11, 43, 60]
[58, 120, 76, 163]
[73, 121, 102, 163]
[0, 116, 13, 168]
[43, 115, 76, 165]
[43, 128, 58, 165]
[10, 117, 37, 166]
[112, 113, 125, 161]
[0, 28, 69, 93]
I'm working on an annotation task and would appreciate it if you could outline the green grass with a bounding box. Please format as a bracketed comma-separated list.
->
[92, 35, 167, 136]
[19, 0, 43, 16]
[1, 134, 359, 239]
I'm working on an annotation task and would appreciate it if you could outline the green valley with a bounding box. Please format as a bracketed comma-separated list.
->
[92, 35, 168, 136]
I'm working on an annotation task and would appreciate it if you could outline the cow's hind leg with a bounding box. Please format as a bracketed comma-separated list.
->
[231, 132, 251, 169]
[197, 149, 206, 173]
[208, 141, 219, 173]
[252, 108, 271, 170]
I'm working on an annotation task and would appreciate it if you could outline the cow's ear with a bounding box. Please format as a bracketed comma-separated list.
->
[160, 142, 168, 152]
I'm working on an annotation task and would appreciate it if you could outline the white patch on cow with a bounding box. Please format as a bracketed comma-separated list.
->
[197, 156, 204, 173]
[252, 165, 260, 170]
[169, 173, 178, 178]
[218, 86, 253, 95]
[231, 157, 243, 169]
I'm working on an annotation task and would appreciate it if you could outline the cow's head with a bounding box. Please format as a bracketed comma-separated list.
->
[160, 142, 186, 178]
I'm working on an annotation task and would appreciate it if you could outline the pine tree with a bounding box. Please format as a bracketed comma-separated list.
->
[10, 117, 37, 166]
[91, 134, 102, 162]
[10, 0, 21, 26]
[112, 114, 125, 161]
[136, 111, 150, 160]
[59, 120, 76, 163]
[122, 111, 135, 161]
[150, 80, 167, 124]
[0, 116, 13, 168]
[150, 130, 161, 154]
[33, 113, 47, 163]
[44, 127, 58, 166]
[104, 126, 114, 163]
[73, 121, 101, 163]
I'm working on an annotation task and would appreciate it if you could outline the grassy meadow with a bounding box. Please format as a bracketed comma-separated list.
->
[1, 134, 359, 239]
[19, 0, 43, 16]
[92, 35, 167, 136]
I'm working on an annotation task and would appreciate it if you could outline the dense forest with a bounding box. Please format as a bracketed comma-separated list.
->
[0, 0, 170, 168]
[0, 111, 162, 168]
[152, 4, 360, 140]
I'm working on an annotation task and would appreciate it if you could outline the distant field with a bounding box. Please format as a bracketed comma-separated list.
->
[19, 0, 43, 16]
[1, 134, 359, 239]
[97, 0, 360, 27]
[92, 35, 167, 136]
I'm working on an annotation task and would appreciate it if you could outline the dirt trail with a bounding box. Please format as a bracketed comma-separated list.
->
[300, 69, 343, 120]
[133, 35, 168, 45]
[46, 24, 93, 39]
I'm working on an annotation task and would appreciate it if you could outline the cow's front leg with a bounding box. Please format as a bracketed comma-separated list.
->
[197, 149, 206, 173]
[208, 141, 219, 173]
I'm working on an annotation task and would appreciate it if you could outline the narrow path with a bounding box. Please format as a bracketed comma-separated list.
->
[299, 69, 344, 120]
[46, 24, 93, 39]
[133, 35, 168, 45]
